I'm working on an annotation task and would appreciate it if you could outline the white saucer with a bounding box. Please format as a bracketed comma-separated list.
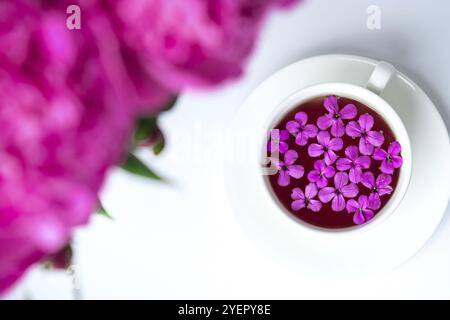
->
[225, 54, 450, 276]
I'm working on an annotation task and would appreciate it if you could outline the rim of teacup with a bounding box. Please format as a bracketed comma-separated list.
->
[260, 82, 412, 235]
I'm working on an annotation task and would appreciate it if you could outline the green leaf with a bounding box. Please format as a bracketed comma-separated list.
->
[121, 153, 163, 181]
[97, 203, 113, 220]
[152, 131, 165, 155]
[134, 117, 157, 143]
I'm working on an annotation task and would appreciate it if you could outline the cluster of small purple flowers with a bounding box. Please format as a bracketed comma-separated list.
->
[268, 96, 403, 225]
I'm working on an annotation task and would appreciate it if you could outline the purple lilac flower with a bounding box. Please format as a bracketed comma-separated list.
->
[308, 131, 343, 165]
[286, 111, 318, 146]
[336, 146, 371, 183]
[346, 195, 375, 225]
[317, 96, 357, 137]
[271, 150, 304, 187]
[291, 183, 322, 212]
[361, 172, 393, 210]
[373, 141, 403, 174]
[345, 114, 385, 155]
[307, 160, 335, 188]
[318, 172, 359, 212]
[267, 129, 289, 154]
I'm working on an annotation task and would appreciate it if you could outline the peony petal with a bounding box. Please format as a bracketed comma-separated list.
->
[355, 155, 371, 169]
[348, 166, 362, 184]
[359, 137, 374, 155]
[334, 172, 349, 189]
[391, 155, 403, 169]
[308, 144, 324, 157]
[331, 194, 346, 212]
[295, 132, 308, 146]
[323, 165, 335, 178]
[317, 115, 333, 130]
[303, 124, 318, 138]
[317, 130, 331, 146]
[324, 96, 339, 113]
[307, 200, 322, 212]
[277, 170, 290, 186]
[353, 212, 366, 225]
[291, 200, 305, 211]
[346, 199, 359, 213]
[361, 172, 375, 189]
[358, 195, 369, 209]
[380, 160, 394, 174]
[331, 120, 345, 137]
[345, 121, 362, 138]
[291, 187, 305, 201]
[340, 104, 357, 119]
[363, 210, 375, 221]
[336, 157, 352, 171]
[345, 145, 359, 161]
[373, 148, 388, 160]
[376, 173, 392, 188]
[324, 150, 337, 165]
[287, 165, 304, 179]
[341, 183, 359, 198]
[358, 114, 374, 132]
[284, 150, 298, 165]
[314, 159, 326, 171]
[307, 170, 320, 183]
[366, 130, 385, 147]
[316, 176, 328, 188]
[329, 137, 344, 151]
[305, 183, 318, 199]
[318, 187, 336, 203]
[388, 141, 402, 155]
[294, 111, 308, 127]
[368, 193, 381, 210]
[286, 120, 300, 134]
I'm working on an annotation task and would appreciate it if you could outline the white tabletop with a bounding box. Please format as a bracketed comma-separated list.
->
[7, 0, 450, 299]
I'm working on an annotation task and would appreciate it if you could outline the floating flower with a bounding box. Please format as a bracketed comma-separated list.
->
[308, 131, 343, 165]
[286, 111, 318, 146]
[318, 172, 359, 212]
[361, 172, 393, 209]
[317, 96, 357, 137]
[336, 146, 371, 183]
[373, 141, 403, 174]
[345, 114, 385, 155]
[271, 150, 304, 187]
[307, 160, 335, 188]
[291, 183, 322, 212]
[267, 129, 289, 154]
[346, 195, 375, 225]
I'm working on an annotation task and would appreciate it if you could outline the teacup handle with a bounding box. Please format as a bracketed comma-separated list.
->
[366, 61, 396, 95]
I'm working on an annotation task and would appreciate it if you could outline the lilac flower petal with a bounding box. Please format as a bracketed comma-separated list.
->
[331, 120, 345, 137]
[305, 183, 318, 199]
[314, 160, 326, 172]
[279, 141, 289, 154]
[284, 150, 298, 165]
[324, 96, 339, 113]
[392, 155, 403, 168]
[376, 173, 392, 188]
[318, 187, 335, 203]
[366, 131, 385, 147]
[291, 187, 305, 201]
[358, 195, 369, 209]
[279, 129, 289, 141]
[324, 150, 338, 165]
[329, 137, 343, 151]
[353, 212, 366, 225]
[346, 199, 359, 213]
[286, 120, 300, 134]
[287, 165, 304, 179]
[373, 148, 388, 161]
[316, 176, 328, 188]
[348, 166, 362, 184]
[323, 165, 335, 178]
[295, 132, 308, 146]
[345, 121, 362, 138]
[278, 170, 290, 186]
[380, 160, 394, 174]
[331, 194, 346, 212]
[308, 144, 324, 157]
[317, 115, 333, 130]
[294, 111, 308, 127]
[378, 185, 393, 196]
[345, 145, 359, 161]
[358, 114, 374, 132]
[361, 172, 375, 189]
[341, 183, 359, 198]
[317, 131, 331, 146]
[340, 104, 357, 119]
[336, 158, 352, 171]
[355, 155, 371, 169]
[363, 210, 375, 221]
[307, 170, 320, 183]
[303, 124, 318, 138]
[368, 193, 381, 210]
[308, 200, 322, 212]
[291, 200, 305, 211]
[359, 137, 374, 155]
[334, 172, 348, 189]
[388, 141, 402, 155]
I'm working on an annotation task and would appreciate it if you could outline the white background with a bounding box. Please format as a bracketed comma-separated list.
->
[6, 0, 450, 299]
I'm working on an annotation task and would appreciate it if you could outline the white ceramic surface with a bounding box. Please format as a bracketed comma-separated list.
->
[225, 54, 450, 276]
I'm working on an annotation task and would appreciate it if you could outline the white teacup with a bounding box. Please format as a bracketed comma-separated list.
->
[261, 62, 412, 233]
